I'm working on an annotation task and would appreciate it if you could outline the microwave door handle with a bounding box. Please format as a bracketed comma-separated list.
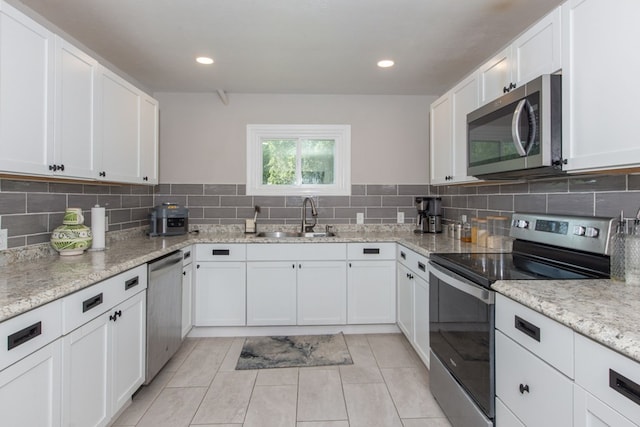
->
[511, 99, 537, 156]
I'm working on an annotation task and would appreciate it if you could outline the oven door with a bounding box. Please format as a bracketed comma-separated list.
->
[429, 261, 495, 419]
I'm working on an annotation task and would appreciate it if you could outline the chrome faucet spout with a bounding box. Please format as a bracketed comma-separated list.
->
[301, 197, 318, 233]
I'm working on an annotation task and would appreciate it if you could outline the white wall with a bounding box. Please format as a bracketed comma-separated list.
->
[155, 93, 435, 184]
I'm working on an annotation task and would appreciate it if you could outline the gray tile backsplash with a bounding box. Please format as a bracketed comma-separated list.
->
[2, 174, 640, 250]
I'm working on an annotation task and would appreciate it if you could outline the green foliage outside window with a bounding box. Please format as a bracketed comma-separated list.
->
[262, 139, 335, 186]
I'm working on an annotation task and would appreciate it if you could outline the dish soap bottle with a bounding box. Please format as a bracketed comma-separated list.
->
[460, 215, 472, 243]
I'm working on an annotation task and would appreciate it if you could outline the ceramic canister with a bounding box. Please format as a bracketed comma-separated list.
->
[51, 208, 93, 255]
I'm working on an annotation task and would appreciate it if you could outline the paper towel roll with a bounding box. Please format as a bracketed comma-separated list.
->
[91, 205, 106, 250]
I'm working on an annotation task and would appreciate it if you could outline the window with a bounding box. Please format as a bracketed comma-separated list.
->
[247, 124, 351, 196]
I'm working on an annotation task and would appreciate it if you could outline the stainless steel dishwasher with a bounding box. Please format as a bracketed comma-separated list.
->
[145, 251, 183, 384]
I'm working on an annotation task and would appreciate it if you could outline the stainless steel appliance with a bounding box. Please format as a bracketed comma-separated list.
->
[415, 197, 442, 233]
[467, 74, 563, 180]
[149, 203, 189, 236]
[145, 251, 183, 384]
[428, 213, 614, 426]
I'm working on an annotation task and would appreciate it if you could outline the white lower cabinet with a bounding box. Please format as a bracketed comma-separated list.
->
[496, 396, 525, 427]
[181, 247, 194, 338]
[412, 275, 429, 364]
[574, 384, 636, 427]
[62, 290, 146, 427]
[396, 263, 414, 338]
[347, 260, 396, 324]
[297, 261, 346, 325]
[0, 339, 62, 427]
[194, 262, 246, 326]
[246, 261, 297, 326]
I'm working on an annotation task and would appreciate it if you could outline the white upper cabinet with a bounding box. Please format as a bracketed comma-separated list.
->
[139, 94, 159, 185]
[430, 73, 480, 185]
[54, 36, 99, 179]
[478, 6, 561, 106]
[561, 0, 640, 172]
[0, 1, 54, 176]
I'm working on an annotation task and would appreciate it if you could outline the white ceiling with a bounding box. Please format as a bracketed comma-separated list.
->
[14, 0, 563, 95]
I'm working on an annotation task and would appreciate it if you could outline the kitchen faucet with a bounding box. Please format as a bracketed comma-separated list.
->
[301, 197, 318, 233]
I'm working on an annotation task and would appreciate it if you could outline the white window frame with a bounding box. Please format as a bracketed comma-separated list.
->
[246, 124, 351, 196]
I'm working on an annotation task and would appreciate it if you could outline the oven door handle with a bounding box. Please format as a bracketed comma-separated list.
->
[429, 262, 495, 304]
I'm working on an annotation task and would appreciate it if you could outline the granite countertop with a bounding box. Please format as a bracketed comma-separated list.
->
[2, 227, 639, 365]
[492, 279, 640, 363]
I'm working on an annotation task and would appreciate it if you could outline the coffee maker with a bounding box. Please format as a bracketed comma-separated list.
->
[414, 197, 442, 233]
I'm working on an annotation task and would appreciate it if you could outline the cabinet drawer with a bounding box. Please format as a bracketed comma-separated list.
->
[397, 245, 429, 281]
[196, 244, 246, 261]
[181, 245, 193, 266]
[0, 300, 62, 371]
[496, 330, 573, 427]
[247, 243, 346, 261]
[496, 396, 524, 427]
[347, 243, 395, 260]
[495, 294, 573, 377]
[111, 265, 147, 306]
[62, 278, 116, 334]
[575, 334, 640, 425]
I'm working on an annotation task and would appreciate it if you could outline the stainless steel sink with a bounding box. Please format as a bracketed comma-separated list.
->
[256, 231, 336, 238]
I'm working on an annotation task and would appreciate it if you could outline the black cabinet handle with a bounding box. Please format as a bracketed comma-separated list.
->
[125, 276, 139, 290]
[400, 251, 406, 259]
[82, 293, 103, 313]
[363, 248, 380, 254]
[212, 249, 230, 256]
[143, 176, 148, 181]
[418, 262, 426, 272]
[183, 271, 186, 276]
[59, 164, 65, 171]
[519, 384, 530, 394]
[7, 322, 42, 351]
[610, 369, 640, 406]
[349, 262, 352, 268]
[514, 315, 540, 342]
[99, 171, 106, 177]
[299, 264, 302, 269]
[183, 251, 191, 260]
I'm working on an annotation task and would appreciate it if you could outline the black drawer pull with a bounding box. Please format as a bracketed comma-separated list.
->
[125, 276, 139, 290]
[519, 384, 530, 394]
[82, 293, 104, 313]
[400, 251, 406, 259]
[610, 369, 640, 406]
[418, 262, 426, 272]
[212, 249, 230, 256]
[514, 315, 540, 342]
[7, 322, 42, 351]
[183, 251, 191, 260]
[363, 248, 380, 254]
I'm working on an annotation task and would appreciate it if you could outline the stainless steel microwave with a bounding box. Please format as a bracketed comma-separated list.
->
[467, 74, 563, 180]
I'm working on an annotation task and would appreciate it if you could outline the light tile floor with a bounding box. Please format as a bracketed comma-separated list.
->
[112, 333, 452, 427]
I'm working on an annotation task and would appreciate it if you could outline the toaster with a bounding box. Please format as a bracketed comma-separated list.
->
[148, 203, 189, 236]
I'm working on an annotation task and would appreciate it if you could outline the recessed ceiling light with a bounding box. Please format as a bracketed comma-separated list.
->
[377, 59, 395, 68]
[196, 56, 214, 65]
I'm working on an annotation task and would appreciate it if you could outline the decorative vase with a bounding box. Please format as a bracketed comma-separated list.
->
[51, 208, 93, 256]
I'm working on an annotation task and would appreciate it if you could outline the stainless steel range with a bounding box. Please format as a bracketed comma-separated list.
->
[428, 212, 615, 427]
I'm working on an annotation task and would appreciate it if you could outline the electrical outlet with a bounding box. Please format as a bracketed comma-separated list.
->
[356, 212, 364, 224]
[397, 212, 405, 223]
[0, 229, 7, 250]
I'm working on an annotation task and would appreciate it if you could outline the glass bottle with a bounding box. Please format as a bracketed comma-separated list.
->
[471, 218, 479, 244]
[610, 218, 627, 281]
[460, 215, 472, 243]
[477, 219, 488, 247]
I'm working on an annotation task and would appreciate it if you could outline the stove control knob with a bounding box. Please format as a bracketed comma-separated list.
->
[514, 219, 529, 229]
[585, 227, 600, 238]
[573, 225, 586, 236]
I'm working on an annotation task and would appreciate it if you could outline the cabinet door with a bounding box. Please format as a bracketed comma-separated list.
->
[0, 2, 54, 176]
[413, 275, 429, 367]
[298, 261, 347, 325]
[495, 330, 573, 427]
[139, 94, 158, 185]
[182, 264, 193, 338]
[62, 313, 110, 427]
[347, 260, 396, 324]
[450, 73, 479, 184]
[511, 6, 561, 87]
[478, 47, 511, 106]
[97, 68, 140, 183]
[110, 291, 146, 413]
[562, 0, 640, 172]
[574, 384, 636, 427]
[396, 263, 414, 340]
[429, 94, 452, 185]
[0, 339, 61, 427]
[194, 262, 246, 326]
[246, 261, 296, 326]
[54, 36, 98, 179]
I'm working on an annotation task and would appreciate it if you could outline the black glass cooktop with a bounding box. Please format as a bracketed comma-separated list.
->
[429, 251, 601, 289]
